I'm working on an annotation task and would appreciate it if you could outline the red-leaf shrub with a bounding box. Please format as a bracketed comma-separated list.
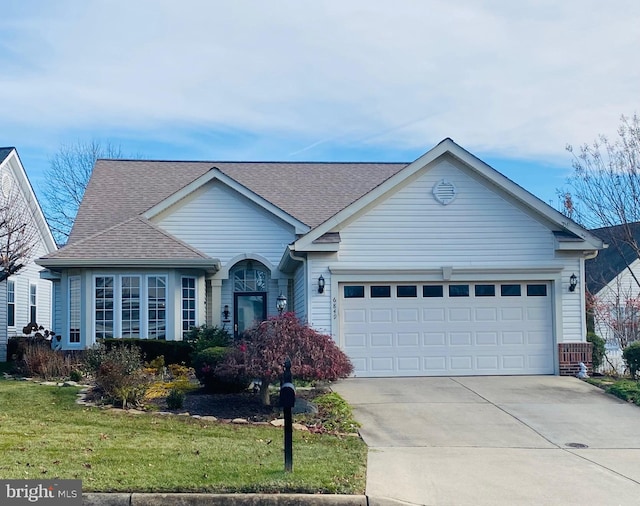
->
[217, 312, 353, 404]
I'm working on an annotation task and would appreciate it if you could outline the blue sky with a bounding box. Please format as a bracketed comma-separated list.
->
[1, 0, 639, 209]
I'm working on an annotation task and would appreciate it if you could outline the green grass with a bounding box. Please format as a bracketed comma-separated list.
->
[587, 377, 640, 406]
[0, 379, 366, 493]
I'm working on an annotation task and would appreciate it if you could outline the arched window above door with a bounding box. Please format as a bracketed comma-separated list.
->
[232, 261, 268, 292]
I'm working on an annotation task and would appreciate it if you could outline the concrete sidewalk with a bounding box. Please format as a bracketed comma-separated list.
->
[334, 376, 640, 506]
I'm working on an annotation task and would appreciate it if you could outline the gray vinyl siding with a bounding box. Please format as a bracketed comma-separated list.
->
[155, 181, 296, 267]
[317, 158, 585, 344]
[0, 280, 6, 361]
[293, 263, 306, 323]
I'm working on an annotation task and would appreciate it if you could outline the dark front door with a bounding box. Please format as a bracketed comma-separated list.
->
[234, 292, 267, 338]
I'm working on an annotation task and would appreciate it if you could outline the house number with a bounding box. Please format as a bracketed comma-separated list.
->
[332, 297, 337, 320]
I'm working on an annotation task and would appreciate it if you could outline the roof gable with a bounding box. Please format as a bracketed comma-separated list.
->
[293, 138, 604, 252]
[70, 159, 407, 244]
[0, 147, 57, 254]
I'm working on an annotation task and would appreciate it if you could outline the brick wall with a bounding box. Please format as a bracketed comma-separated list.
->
[558, 343, 593, 376]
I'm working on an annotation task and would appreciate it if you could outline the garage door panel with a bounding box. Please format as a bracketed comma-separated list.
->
[450, 356, 473, 371]
[371, 309, 393, 323]
[476, 308, 498, 321]
[371, 333, 393, 347]
[398, 356, 421, 372]
[450, 332, 472, 345]
[477, 332, 498, 345]
[449, 308, 472, 322]
[398, 333, 420, 346]
[424, 333, 446, 346]
[476, 356, 499, 370]
[342, 281, 553, 377]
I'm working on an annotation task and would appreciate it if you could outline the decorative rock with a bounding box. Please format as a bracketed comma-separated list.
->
[292, 423, 309, 432]
[127, 409, 145, 415]
[200, 416, 218, 422]
[293, 397, 318, 415]
[270, 418, 285, 427]
[63, 381, 79, 387]
[232, 418, 249, 424]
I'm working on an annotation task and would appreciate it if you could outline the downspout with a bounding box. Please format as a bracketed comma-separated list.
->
[287, 247, 308, 319]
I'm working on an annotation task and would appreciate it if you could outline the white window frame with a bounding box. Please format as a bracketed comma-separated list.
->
[120, 275, 141, 338]
[181, 276, 197, 338]
[7, 280, 15, 328]
[69, 276, 81, 345]
[147, 275, 167, 340]
[94, 275, 115, 340]
[29, 284, 37, 324]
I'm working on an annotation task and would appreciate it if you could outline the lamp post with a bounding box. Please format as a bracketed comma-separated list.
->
[276, 293, 287, 314]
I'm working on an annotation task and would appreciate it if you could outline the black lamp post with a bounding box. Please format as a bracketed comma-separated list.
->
[276, 293, 287, 314]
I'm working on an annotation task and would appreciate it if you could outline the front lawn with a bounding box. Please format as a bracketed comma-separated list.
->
[586, 377, 640, 406]
[0, 379, 366, 494]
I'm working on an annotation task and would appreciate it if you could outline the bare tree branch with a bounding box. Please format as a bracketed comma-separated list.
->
[42, 140, 126, 244]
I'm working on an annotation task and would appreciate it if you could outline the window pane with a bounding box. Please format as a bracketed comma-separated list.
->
[449, 285, 470, 297]
[95, 276, 114, 339]
[397, 285, 417, 297]
[121, 276, 140, 338]
[344, 286, 364, 298]
[181, 277, 196, 338]
[69, 277, 81, 343]
[527, 284, 547, 296]
[423, 285, 444, 298]
[371, 286, 391, 298]
[501, 284, 522, 296]
[148, 276, 167, 339]
[475, 284, 495, 297]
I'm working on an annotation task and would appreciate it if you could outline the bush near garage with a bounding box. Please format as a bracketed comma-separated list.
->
[587, 332, 606, 372]
[219, 312, 353, 405]
[623, 341, 640, 379]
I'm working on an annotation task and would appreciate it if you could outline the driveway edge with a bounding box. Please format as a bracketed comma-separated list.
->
[83, 493, 368, 505]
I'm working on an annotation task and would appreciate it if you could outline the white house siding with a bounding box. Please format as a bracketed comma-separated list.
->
[307, 254, 335, 334]
[0, 281, 6, 361]
[293, 264, 306, 323]
[336, 160, 557, 267]
[303, 158, 588, 375]
[155, 181, 296, 265]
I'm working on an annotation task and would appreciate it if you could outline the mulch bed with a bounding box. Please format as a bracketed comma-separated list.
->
[152, 387, 324, 423]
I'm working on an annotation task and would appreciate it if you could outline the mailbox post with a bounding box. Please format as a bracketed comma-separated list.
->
[280, 358, 295, 472]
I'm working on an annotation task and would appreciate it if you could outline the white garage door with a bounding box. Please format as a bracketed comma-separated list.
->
[341, 281, 554, 377]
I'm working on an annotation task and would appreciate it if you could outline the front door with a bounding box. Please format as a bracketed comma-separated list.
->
[234, 292, 267, 338]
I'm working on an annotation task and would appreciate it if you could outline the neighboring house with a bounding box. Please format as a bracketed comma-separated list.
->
[36, 139, 604, 377]
[586, 223, 640, 372]
[0, 148, 57, 361]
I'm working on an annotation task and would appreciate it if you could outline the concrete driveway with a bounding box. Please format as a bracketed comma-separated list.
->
[333, 376, 640, 506]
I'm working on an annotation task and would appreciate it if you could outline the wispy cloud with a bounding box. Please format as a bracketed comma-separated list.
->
[0, 0, 639, 177]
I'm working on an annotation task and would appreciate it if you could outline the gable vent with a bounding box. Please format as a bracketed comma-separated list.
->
[1, 173, 12, 198]
[433, 179, 457, 205]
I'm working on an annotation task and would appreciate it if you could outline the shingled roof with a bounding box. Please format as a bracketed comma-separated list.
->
[68, 160, 408, 244]
[586, 223, 640, 294]
[40, 159, 407, 263]
[0, 147, 15, 164]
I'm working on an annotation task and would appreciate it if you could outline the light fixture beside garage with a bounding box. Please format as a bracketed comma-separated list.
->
[569, 273, 578, 292]
[318, 275, 325, 294]
[433, 179, 457, 205]
[276, 293, 287, 313]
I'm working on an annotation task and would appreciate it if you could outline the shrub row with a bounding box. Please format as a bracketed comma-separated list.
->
[100, 338, 193, 365]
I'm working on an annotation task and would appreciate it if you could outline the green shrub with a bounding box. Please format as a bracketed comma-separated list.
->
[312, 392, 361, 433]
[587, 332, 606, 371]
[606, 380, 640, 406]
[623, 341, 640, 379]
[101, 338, 193, 366]
[69, 369, 83, 382]
[84, 344, 150, 408]
[186, 325, 231, 352]
[166, 389, 185, 410]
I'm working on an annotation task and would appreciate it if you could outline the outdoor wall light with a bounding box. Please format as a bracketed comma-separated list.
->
[222, 305, 230, 320]
[569, 273, 578, 292]
[276, 293, 288, 314]
[318, 275, 325, 294]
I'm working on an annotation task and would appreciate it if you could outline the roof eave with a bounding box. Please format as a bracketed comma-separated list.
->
[35, 257, 221, 274]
